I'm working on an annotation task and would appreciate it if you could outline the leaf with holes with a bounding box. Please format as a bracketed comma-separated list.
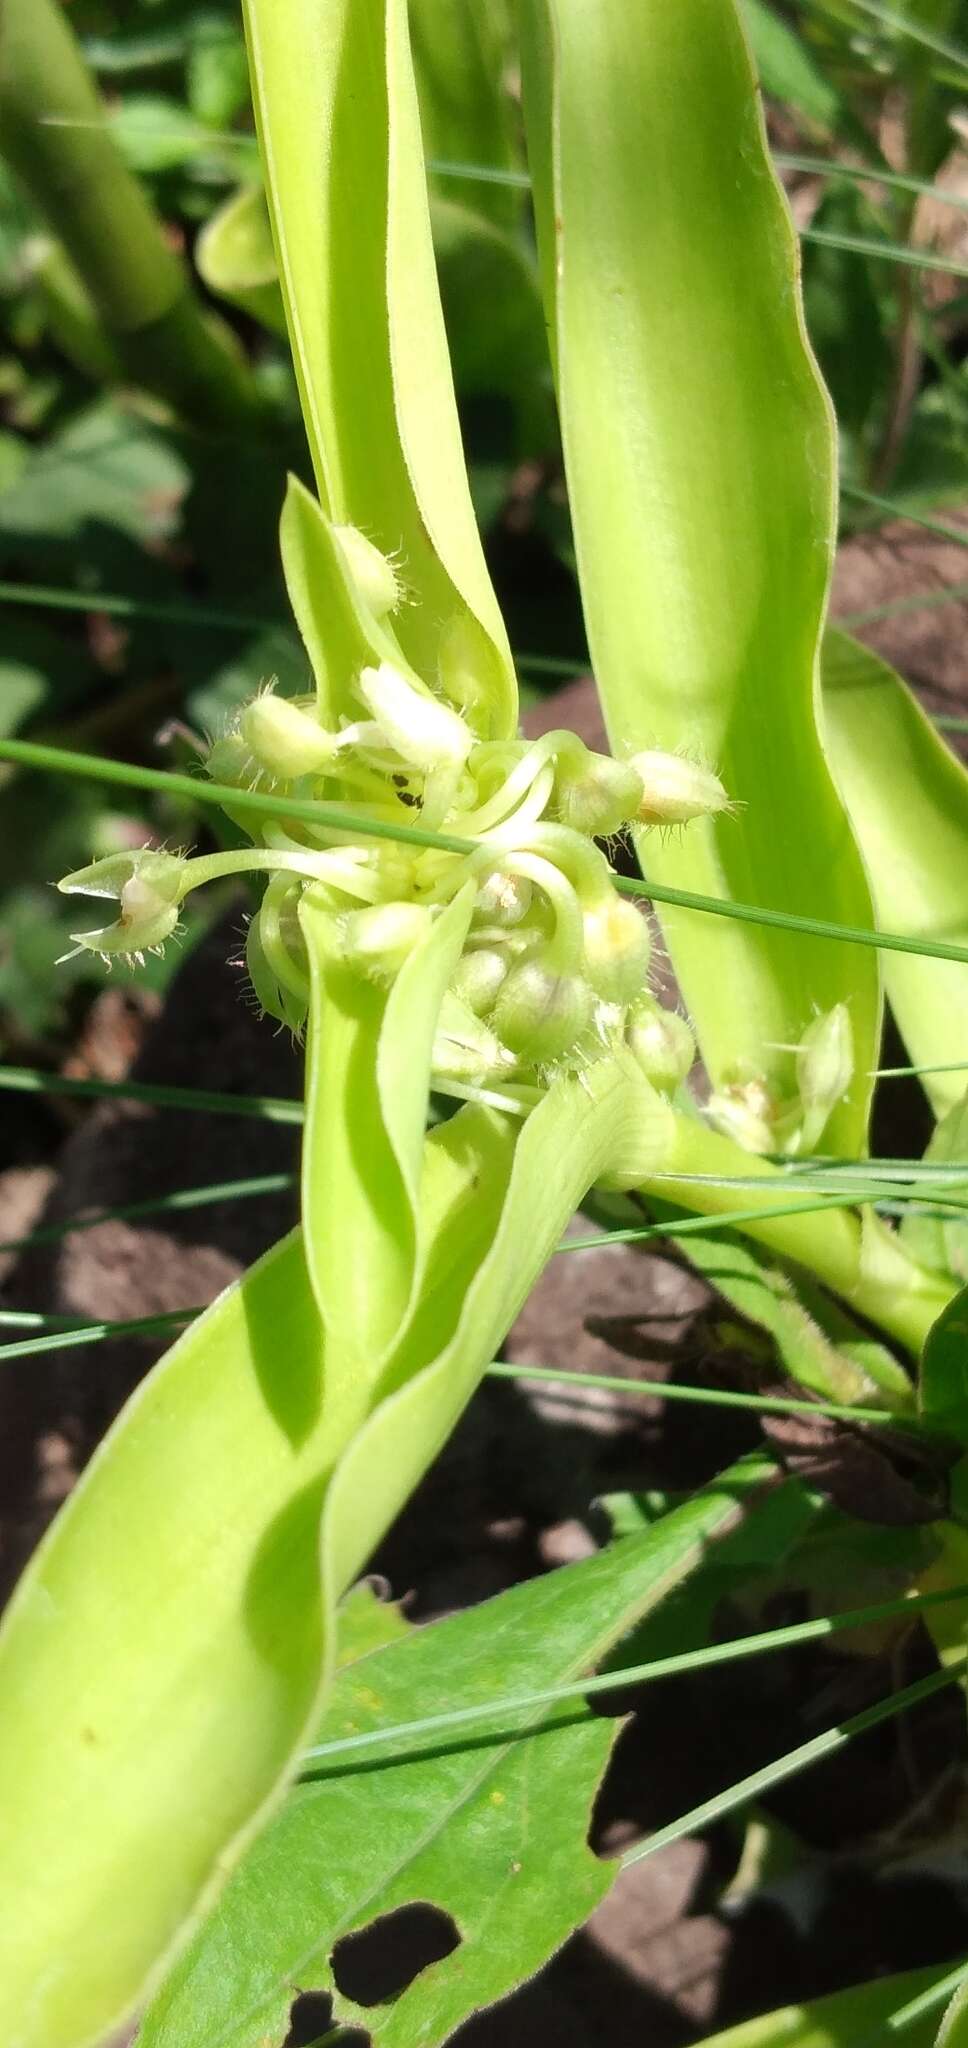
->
[138, 1457, 773, 2048]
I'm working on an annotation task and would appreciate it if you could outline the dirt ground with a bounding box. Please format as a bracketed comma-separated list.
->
[2, 520, 968, 2045]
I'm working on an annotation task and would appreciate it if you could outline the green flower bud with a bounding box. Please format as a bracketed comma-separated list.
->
[581, 896, 651, 1003]
[359, 661, 473, 771]
[58, 849, 186, 961]
[433, 991, 515, 1085]
[333, 524, 403, 618]
[335, 901, 432, 983]
[475, 870, 533, 928]
[555, 748, 644, 837]
[205, 731, 255, 789]
[452, 947, 509, 1017]
[626, 998, 695, 1091]
[796, 1003, 853, 1150]
[629, 750, 730, 826]
[240, 691, 337, 781]
[491, 958, 593, 1062]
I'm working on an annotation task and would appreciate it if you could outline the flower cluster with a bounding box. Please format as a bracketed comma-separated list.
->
[57, 521, 785, 1118]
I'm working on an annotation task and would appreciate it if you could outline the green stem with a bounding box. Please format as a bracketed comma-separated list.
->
[640, 1112, 954, 1364]
[0, 0, 262, 430]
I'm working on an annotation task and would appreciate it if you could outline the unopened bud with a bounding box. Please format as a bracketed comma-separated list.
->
[359, 661, 473, 771]
[335, 901, 431, 982]
[241, 692, 337, 781]
[333, 524, 403, 619]
[626, 998, 695, 1091]
[796, 1004, 853, 1149]
[555, 748, 644, 838]
[491, 958, 593, 1062]
[475, 869, 533, 928]
[452, 947, 509, 1016]
[629, 750, 730, 826]
[433, 991, 514, 1084]
[206, 730, 255, 788]
[581, 897, 651, 1003]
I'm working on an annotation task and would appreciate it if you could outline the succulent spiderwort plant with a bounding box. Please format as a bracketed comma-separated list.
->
[0, 2, 966, 2045]
[0, 6, 709, 2044]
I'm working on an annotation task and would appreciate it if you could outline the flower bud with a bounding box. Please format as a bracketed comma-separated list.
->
[240, 691, 337, 781]
[333, 524, 403, 618]
[475, 869, 533, 928]
[581, 897, 651, 1003]
[359, 661, 473, 771]
[491, 958, 593, 1062]
[58, 849, 187, 959]
[706, 1077, 777, 1155]
[334, 901, 432, 982]
[452, 947, 509, 1017]
[555, 748, 644, 838]
[796, 1004, 853, 1149]
[433, 992, 514, 1084]
[629, 750, 730, 826]
[205, 731, 254, 788]
[626, 998, 695, 1091]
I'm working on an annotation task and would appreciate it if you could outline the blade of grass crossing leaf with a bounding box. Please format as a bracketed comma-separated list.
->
[299, 1583, 968, 1767]
[0, 1173, 295, 1256]
[807, 0, 968, 74]
[4, 739, 968, 966]
[841, 580, 968, 626]
[621, 1659, 966, 1868]
[843, 486, 968, 543]
[802, 224, 968, 278]
[822, 629, 968, 1116]
[518, 0, 880, 1154]
[0, 1063, 304, 1122]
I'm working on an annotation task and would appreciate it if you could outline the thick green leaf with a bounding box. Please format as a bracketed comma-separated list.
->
[0, 1036, 667, 2047]
[687, 1964, 958, 2048]
[519, 0, 880, 1153]
[241, 0, 515, 731]
[0, 1230, 330, 2048]
[822, 628, 968, 1119]
[139, 1458, 772, 2048]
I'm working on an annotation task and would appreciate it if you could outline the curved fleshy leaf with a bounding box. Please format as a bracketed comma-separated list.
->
[241, 0, 515, 731]
[0, 1040, 668, 2048]
[518, 0, 880, 1152]
[822, 628, 968, 1119]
